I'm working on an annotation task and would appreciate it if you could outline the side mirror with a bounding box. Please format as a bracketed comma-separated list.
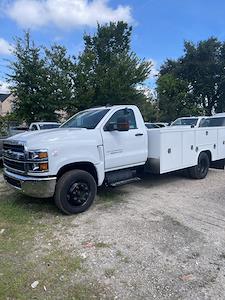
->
[117, 117, 130, 131]
[105, 123, 115, 131]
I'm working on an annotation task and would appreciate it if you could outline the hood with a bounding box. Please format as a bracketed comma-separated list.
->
[7, 128, 102, 149]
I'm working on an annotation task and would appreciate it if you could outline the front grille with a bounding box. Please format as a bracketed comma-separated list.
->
[3, 141, 26, 173]
[3, 143, 24, 153]
[4, 175, 21, 189]
[4, 158, 25, 172]
[3, 141, 49, 174]
[3, 150, 25, 161]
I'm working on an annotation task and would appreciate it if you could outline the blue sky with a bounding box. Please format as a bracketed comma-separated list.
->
[0, 0, 225, 93]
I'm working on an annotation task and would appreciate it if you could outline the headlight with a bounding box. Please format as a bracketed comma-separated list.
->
[28, 150, 48, 160]
[27, 149, 49, 173]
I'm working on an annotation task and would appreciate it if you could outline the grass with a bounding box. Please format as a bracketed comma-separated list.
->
[97, 187, 127, 209]
[42, 249, 83, 272]
[0, 173, 116, 299]
[0, 192, 60, 299]
[95, 242, 110, 249]
[104, 268, 116, 278]
[0, 191, 93, 299]
[66, 281, 112, 300]
[0, 247, 93, 300]
[116, 250, 130, 263]
[116, 250, 123, 257]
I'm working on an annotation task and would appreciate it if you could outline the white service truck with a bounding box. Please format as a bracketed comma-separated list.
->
[2, 105, 225, 214]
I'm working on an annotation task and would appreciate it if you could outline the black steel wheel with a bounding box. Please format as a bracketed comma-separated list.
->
[67, 182, 90, 207]
[55, 169, 97, 214]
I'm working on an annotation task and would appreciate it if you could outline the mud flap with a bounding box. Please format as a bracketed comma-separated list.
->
[210, 159, 225, 170]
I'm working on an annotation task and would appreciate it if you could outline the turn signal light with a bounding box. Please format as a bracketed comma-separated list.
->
[39, 163, 49, 171]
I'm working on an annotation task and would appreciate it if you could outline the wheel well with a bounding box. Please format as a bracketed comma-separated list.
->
[57, 162, 98, 184]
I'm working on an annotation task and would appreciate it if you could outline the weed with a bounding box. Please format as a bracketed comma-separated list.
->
[105, 268, 116, 278]
[116, 250, 130, 263]
[95, 242, 110, 249]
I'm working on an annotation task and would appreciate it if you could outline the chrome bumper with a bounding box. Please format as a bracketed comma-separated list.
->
[3, 169, 56, 198]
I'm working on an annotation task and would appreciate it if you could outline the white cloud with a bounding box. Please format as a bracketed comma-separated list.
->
[6, 0, 133, 29]
[0, 81, 10, 93]
[0, 38, 13, 55]
[136, 84, 155, 99]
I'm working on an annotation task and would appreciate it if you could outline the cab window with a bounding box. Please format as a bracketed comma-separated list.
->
[31, 125, 38, 131]
[105, 109, 137, 130]
[200, 117, 225, 127]
[199, 118, 206, 127]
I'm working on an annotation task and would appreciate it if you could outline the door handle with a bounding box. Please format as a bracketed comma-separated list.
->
[135, 133, 144, 136]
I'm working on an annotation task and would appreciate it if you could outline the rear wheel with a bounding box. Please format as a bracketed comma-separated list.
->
[188, 152, 210, 179]
[55, 169, 97, 215]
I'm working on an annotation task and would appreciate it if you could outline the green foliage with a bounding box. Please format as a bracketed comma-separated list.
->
[0, 114, 19, 136]
[8, 32, 74, 123]
[71, 21, 152, 113]
[8, 24, 152, 122]
[45, 45, 75, 115]
[157, 74, 203, 122]
[139, 99, 159, 122]
[0, 116, 8, 136]
[8, 32, 50, 123]
[158, 37, 225, 119]
[8, 30, 225, 124]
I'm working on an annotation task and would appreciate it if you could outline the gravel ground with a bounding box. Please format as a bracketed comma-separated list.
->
[54, 169, 225, 299]
[1, 169, 225, 299]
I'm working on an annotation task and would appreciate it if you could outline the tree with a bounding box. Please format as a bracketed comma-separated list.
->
[45, 45, 75, 116]
[158, 37, 225, 117]
[0, 113, 19, 136]
[8, 32, 73, 123]
[0, 116, 9, 136]
[139, 100, 159, 122]
[157, 74, 203, 122]
[72, 22, 152, 113]
[8, 24, 152, 122]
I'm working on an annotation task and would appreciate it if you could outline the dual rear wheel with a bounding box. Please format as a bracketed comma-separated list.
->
[188, 152, 210, 179]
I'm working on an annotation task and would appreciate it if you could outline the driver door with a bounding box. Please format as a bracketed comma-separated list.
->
[101, 108, 147, 171]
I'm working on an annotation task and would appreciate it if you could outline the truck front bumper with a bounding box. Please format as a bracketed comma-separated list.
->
[3, 169, 56, 198]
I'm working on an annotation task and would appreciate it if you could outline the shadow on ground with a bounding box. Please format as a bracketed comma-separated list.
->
[0, 168, 193, 216]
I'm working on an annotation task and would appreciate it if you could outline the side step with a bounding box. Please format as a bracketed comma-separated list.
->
[110, 177, 140, 187]
[105, 169, 140, 187]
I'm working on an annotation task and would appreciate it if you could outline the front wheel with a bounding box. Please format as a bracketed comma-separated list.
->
[55, 170, 97, 215]
[188, 152, 210, 179]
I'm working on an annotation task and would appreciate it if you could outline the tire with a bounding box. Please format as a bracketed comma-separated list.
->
[55, 169, 97, 215]
[188, 152, 210, 179]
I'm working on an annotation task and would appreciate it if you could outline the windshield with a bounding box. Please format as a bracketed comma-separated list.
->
[171, 118, 198, 126]
[200, 117, 225, 127]
[39, 124, 60, 130]
[61, 109, 110, 129]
